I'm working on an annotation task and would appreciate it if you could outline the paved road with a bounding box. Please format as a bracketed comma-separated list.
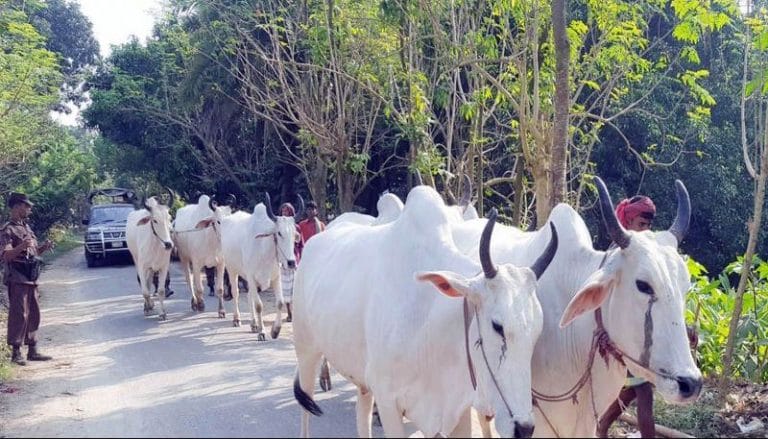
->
[0, 248, 427, 438]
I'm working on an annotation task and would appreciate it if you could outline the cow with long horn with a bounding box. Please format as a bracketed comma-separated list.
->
[451, 176, 701, 437]
[172, 193, 234, 315]
[126, 193, 175, 320]
[219, 192, 300, 339]
[292, 185, 558, 438]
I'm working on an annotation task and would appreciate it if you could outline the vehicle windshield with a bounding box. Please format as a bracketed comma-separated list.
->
[89, 206, 135, 225]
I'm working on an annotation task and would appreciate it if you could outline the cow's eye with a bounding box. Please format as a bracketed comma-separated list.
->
[492, 320, 504, 338]
[636, 280, 654, 295]
[277, 231, 283, 237]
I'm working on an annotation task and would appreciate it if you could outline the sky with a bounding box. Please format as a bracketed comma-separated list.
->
[78, 0, 162, 58]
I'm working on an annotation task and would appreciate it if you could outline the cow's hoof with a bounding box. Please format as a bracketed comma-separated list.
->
[190, 299, 197, 311]
[256, 332, 266, 342]
[197, 301, 205, 312]
[218, 310, 225, 319]
[144, 309, 152, 316]
[250, 324, 259, 333]
[320, 375, 332, 392]
[270, 325, 281, 339]
[158, 313, 167, 321]
[232, 319, 240, 327]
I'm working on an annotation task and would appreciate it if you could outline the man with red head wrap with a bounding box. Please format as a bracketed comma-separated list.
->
[615, 195, 656, 231]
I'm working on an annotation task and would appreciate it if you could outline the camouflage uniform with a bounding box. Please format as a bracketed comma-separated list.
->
[0, 220, 42, 348]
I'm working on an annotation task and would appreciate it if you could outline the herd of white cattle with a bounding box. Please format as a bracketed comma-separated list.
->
[124, 176, 703, 438]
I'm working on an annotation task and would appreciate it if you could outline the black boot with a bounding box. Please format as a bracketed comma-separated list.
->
[11, 346, 26, 366]
[27, 345, 52, 361]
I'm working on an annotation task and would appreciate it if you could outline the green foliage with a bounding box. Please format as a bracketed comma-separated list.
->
[687, 256, 768, 382]
[19, 128, 98, 235]
[0, 0, 62, 191]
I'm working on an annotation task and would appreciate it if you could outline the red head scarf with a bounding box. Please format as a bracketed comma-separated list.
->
[280, 202, 295, 217]
[615, 196, 656, 229]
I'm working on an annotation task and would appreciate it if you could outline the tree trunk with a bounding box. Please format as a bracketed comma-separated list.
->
[306, 159, 329, 219]
[551, 0, 570, 206]
[532, 158, 552, 224]
[721, 123, 768, 389]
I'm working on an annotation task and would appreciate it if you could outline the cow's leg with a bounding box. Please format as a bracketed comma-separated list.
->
[296, 350, 323, 438]
[356, 387, 375, 438]
[376, 398, 406, 438]
[155, 265, 169, 321]
[248, 279, 266, 341]
[215, 262, 226, 318]
[223, 270, 233, 300]
[270, 269, 284, 339]
[477, 414, 493, 438]
[229, 270, 241, 327]
[448, 407, 472, 438]
[205, 266, 216, 296]
[319, 357, 332, 391]
[138, 267, 153, 315]
[180, 257, 195, 311]
[191, 262, 205, 312]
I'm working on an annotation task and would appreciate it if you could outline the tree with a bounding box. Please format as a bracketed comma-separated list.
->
[0, 0, 61, 191]
[722, 5, 768, 387]
[32, 0, 100, 113]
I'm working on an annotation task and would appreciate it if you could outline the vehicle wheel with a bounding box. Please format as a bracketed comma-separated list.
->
[85, 251, 98, 268]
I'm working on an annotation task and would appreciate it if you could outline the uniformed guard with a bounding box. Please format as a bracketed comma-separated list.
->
[1, 192, 54, 365]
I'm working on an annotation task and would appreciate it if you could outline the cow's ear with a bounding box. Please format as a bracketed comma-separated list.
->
[559, 272, 614, 328]
[195, 218, 214, 229]
[416, 271, 472, 299]
[137, 216, 151, 226]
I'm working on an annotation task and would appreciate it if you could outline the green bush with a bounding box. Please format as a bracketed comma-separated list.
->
[686, 256, 768, 382]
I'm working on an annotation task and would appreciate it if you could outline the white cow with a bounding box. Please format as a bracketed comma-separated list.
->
[326, 191, 405, 230]
[220, 193, 301, 340]
[126, 193, 175, 320]
[449, 174, 479, 221]
[172, 194, 233, 317]
[292, 186, 559, 438]
[452, 177, 702, 437]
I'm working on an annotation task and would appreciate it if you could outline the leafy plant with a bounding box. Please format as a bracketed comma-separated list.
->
[686, 256, 768, 382]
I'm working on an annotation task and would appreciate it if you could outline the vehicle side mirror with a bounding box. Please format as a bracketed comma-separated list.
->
[82, 219, 89, 225]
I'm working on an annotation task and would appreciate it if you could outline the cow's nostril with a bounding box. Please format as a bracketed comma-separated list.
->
[676, 376, 703, 399]
[287, 260, 296, 269]
[513, 421, 535, 438]
[164, 242, 172, 251]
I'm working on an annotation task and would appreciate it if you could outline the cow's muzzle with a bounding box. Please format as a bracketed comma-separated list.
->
[676, 375, 702, 399]
[164, 241, 173, 251]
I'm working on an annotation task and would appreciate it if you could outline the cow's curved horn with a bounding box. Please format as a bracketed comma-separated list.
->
[208, 195, 218, 212]
[142, 196, 151, 212]
[227, 193, 237, 207]
[265, 192, 277, 222]
[459, 174, 472, 207]
[480, 208, 499, 279]
[531, 222, 558, 280]
[294, 193, 305, 220]
[668, 180, 691, 245]
[166, 187, 175, 208]
[414, 170, 424, 186]
[595, 177, 630, 249]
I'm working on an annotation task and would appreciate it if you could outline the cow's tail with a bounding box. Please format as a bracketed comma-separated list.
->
[294, 370, 323, 416]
